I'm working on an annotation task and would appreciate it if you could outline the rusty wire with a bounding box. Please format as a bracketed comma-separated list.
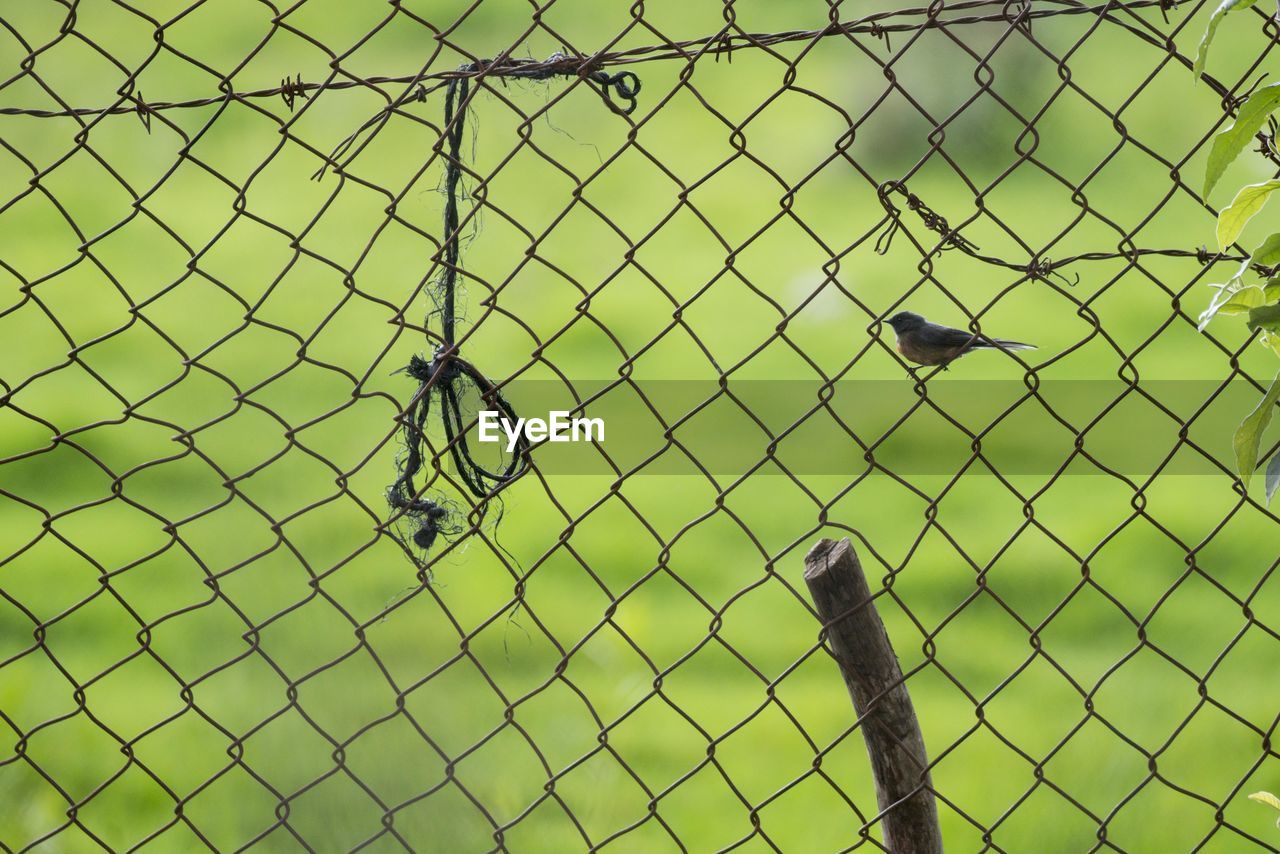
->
[4, 0, 1280, 850]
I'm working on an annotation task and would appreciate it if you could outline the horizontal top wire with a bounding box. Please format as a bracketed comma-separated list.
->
[1, 0, 1180, 120]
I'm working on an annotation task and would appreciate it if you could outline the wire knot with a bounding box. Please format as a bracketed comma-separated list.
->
[387, 490, 452, 551]
[713, 26, 739, 64]
[1026, 257, 1078, 286]
[390, 344, 529, 558]
[867, 21, 892, 50]
[405, 349, 462, 386]
[132, 92, 153, 133]
[280, 74, 308, 112]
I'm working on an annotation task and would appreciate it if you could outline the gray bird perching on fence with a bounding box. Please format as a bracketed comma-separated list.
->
[887, 310, 1036, 368]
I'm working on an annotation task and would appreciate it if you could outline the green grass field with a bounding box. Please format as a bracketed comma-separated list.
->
[4, 1, 1280, 851]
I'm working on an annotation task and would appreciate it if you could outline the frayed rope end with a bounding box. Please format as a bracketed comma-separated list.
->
[389, 490, 451, 552]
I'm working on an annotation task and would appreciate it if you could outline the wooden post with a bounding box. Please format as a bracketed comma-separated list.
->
[803, 537, 943, 854]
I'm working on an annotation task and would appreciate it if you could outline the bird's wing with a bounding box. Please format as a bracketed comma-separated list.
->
[919, 324, 979, 349]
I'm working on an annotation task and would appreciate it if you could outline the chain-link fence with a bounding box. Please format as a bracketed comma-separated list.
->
[4, 0, 1280, 850]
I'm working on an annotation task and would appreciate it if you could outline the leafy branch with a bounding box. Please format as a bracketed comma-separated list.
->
[1195, 0, 1280, 501]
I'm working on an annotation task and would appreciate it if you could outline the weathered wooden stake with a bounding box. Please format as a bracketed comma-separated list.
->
[803, 537, 943, 854]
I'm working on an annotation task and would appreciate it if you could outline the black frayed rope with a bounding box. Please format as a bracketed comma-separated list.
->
[488, 53, 642, 117]
[315, 55, 640, 182]
[385, 64, 640, 558]
[387, 76, 525, 556]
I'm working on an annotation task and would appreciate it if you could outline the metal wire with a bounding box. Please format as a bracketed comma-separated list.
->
[3, 0, 1280, 850]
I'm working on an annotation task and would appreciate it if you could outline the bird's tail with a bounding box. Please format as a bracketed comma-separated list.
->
[974, 338, 1036, 351]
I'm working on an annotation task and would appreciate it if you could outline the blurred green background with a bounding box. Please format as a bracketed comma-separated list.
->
[4, 0, 1280, 850]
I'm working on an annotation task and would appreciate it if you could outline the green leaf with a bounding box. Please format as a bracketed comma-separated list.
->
[1200, 283, 1258, 328]
[1196, 0, 1261, 80]
[1197, 234, 1280, 329]
[1233, 372, 1280, 488]
[1250, 791, 1280, 827]
[1248, 302, 1280, 331]
[1204, 83, 1280, 196]
[1250, 231, 1280, 268]
[1252, 791, 1280, 812]
[1201, 284, 1232, 323]
[1218, 284, 1267, 315]
[1218, 180, 1280, 249]
[1267, 450, 1280, 504]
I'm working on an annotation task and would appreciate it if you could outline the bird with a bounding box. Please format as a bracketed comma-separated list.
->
[886, 311, 1036, 368]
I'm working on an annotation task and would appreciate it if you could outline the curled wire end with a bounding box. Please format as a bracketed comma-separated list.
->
[873, 183, 980, 255]
[591, 70, 641, 116]
[310, 158, 339, 182]
[1223, 74, 1269, 113]
[874, 217, 901, 255]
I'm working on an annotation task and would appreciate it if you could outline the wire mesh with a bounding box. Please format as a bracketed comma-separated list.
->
[3, 0, 1280, 850]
